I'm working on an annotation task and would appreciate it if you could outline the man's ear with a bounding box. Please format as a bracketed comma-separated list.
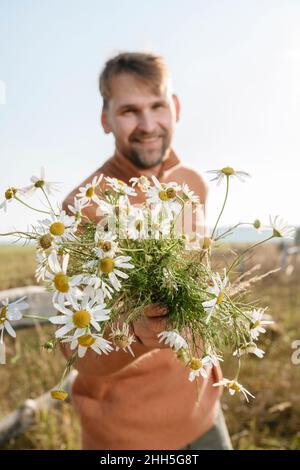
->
[101, 108, 112, 134]
[172, 94, 180, 122]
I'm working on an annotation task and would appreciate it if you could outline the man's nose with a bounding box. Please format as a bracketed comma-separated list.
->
[136, 112, 157, 134]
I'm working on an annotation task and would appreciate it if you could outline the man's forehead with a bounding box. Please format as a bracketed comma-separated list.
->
[109, 73, 170, 109]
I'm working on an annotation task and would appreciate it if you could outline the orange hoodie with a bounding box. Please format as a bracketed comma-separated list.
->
[62, 148, 223, 450]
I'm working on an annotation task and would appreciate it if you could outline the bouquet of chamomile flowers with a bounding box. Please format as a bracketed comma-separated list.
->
[0, 166, 294, 402]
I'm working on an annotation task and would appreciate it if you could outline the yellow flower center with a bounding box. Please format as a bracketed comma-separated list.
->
[251, 320, 260, 329]
[54, 273, 69, 293]
[73, 309, 91, 328]
[77, 334, 96, 347]
[39, 233, 53, 249]
[221, 166, 235, 176]
[253, 219, 261, 229]
[0, 306, 7, 325]
[159, 189, 169, 201]
[228, 382, 240, 392]
[34, 179, 45, 188]
[166, 187, 176, 199]
[5, 187, 17, 200]
[50, 222, 65, 236]
[98, 240, 112, 252]
[99, 257, 114, 274]
[86, 187, 94, 198]
[272, 229, 282, 238]
[189, 357, 203, 370]
[135, 220, 143, 231]
[113, 334, 129, 349]
[202, 237, 212, 250]
[51, 390, 68, 401]
[115, 205, 129, 217]
[216, 290, 224, 305]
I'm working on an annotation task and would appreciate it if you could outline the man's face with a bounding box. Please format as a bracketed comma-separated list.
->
[101, 73, 180, 169]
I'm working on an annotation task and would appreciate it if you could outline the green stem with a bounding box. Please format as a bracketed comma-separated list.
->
[58, 351, 78, 389]
[226, 235, 274, 275]
[121, 248, 145, 252]
[14, 196, 51, 215]
[0, 231, 35, 238]
[41, 187, 57, 215]
[211, 176, 230, 240]
[214, 222, 252, 242]
[233, 357, 242, 381]
[23, 314, 50, 322]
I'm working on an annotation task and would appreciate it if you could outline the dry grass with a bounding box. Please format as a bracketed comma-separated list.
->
[0, 243, 299, 450]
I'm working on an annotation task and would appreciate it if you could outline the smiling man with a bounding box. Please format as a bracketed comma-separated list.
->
[62, 51, 232, 450]
[100, 66, 177, 170]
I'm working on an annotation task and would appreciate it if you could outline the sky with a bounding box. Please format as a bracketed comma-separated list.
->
[0, 0, 299, 241]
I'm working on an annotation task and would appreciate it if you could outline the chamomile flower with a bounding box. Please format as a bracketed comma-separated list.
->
[146, 176, 181, 215]
[203, 352, 224, 366]
[105, 177, 137, 196]
[0, 296, 28, 337]
[49, 291, 110, 339]
[0, 297, 28, 363]
[269, 215, 295, 239]
[39, 210, 77, 242]
[129, 176, 151, 191]
[45, 251, 82, 305]
[150, 210, 173, 240]
[62, 331, 113, 357]
[247, 308, 274, 340]
[188, 356, 212, 381]
[213, 378, 255, 402]
[98, 255, 134, 291]
[126, 206, 148, 240]
[233, 342, 265, 358]
[0, 187, 19, 212]
[109, 322, 136, 356]
[36, 231, 55, 252]
[78, 273, 115, 300]
[94, 231, 119, 258]
[20, 167, 62, 196]
[76, 174, 103, 205]
[202, 270, 228, 323]
[181, 183, 200, 204]
[81, 255, 134, 297]
[157, 330, 188, 352]
[96, 198, 130, 236]
[206, 167, 251, 185]
[68, 198, 91, 222]
[253, 219, 263, 231]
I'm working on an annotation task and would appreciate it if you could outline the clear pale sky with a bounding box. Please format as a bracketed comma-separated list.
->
[0, 0, 299, 239]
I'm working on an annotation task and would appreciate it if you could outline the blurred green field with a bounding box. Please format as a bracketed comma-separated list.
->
[0, 244, 299, 450]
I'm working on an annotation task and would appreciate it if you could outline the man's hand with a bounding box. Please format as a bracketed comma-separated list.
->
[131, 304, 170, 350]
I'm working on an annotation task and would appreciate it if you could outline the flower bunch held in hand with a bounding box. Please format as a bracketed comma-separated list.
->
[0, 166, 294, 403]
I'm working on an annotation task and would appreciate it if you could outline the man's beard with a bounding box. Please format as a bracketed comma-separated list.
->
[121, 133, 171, 169]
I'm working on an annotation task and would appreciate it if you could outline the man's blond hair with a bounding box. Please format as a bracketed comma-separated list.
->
[99, 51, 171, 110]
